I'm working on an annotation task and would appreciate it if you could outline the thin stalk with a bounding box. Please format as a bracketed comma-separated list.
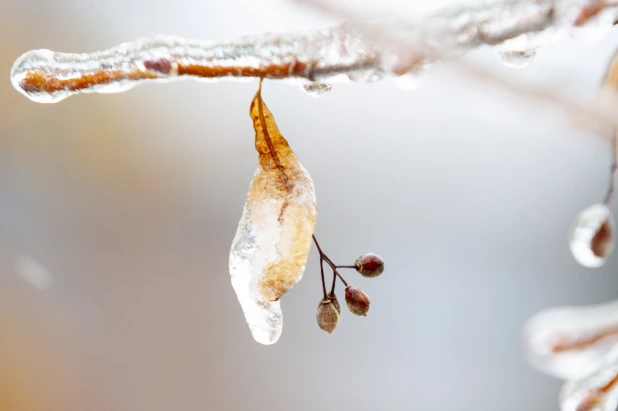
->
[329, 268, 337, 296]
[319, 258, 327, 300]
[605, 128, 618, 205]
[313, 234, 350, 291]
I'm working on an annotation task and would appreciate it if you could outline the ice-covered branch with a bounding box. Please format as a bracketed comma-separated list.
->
[10, 0, 618, 103]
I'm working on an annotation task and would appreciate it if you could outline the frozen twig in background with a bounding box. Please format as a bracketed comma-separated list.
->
[524, 300, 618, 411]
[524, 300, 618, 380]
[10, 0, 618, 103]
[300, 0, 618, 139]
[522, 33, 618, 411]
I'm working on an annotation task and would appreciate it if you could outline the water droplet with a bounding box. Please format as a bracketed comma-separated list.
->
[570, 203, 615, 268]
[499, 49, 537, 69]
[301, 83, 333, 97]
[498, 33, 540, 69]
[393, 74, 418, 91]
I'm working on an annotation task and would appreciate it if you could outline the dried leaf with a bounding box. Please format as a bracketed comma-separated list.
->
[229, 82, 317, 345]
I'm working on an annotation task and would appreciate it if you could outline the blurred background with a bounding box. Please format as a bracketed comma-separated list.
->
[1, 0, 618, 410]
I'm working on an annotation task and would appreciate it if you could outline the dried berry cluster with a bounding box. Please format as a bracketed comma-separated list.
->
[313, 235, 385, 334]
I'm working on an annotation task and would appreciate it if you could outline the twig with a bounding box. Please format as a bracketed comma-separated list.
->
[10, 0, 618, 104]
[605, 129, 618, 204]
[300, 0, 618, 140]
[313, 235, 328, 299]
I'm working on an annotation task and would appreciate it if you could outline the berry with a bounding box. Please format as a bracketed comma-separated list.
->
[345, 286, 370, 316]
[316, 299, 340, 333]
[355, 253, 385, 278]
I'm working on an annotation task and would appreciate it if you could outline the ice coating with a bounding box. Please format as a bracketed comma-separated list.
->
[524, 299, 618, 380]
[560, 348, 618, 411]
[229, 85, 317, 345]
[229, 201, 284, 345]
[10, 0, 618, 103]
[569, 204, 615, 268]
[10, 29, 382, 104]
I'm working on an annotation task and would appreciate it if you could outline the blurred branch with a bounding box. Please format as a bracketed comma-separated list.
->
[10, 0, 618, 104]
[299, 0, 618, 139]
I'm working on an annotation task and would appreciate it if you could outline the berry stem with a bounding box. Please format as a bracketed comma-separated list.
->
[336, 265, 357, 269]
[329, 267, 337, 295]
[312, 234, 350, 290]
[319, 256, 327, 300]
[312, 234, 325, 256]
[332, 268, 349, 287]
[313, 234, 328, 299]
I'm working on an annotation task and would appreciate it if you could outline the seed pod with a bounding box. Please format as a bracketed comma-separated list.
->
[355, 253, 384, 278]
[328, 293, 342, 315]
[316, 299, 340, 333]
[345, 286, 370, 316]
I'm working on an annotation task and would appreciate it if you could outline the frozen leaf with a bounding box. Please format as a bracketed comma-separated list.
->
[524, 300, 618, 380]
[560, 348, 618, 411]
[229, 82, 317, 345]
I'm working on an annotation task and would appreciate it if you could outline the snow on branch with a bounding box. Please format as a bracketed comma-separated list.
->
[10, 0, 618, 103]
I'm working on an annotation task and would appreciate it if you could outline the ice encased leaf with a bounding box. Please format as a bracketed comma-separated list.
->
[524, 299, 618, 380]
[570, 204, 614, 268]
[229, 86, 317, 345]
[560, 347, 618, 411]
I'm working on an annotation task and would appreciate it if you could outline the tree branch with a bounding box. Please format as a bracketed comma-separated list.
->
[10, 0, 618, 103]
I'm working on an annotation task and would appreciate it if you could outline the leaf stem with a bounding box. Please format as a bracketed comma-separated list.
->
[604, 128, 617, 206]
